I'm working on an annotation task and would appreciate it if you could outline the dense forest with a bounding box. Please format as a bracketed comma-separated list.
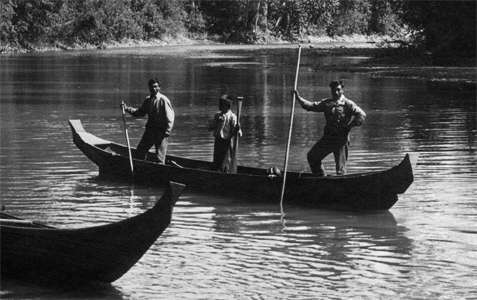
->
[0, 0, 475, 58]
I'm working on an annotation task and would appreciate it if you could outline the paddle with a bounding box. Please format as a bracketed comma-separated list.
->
[121, 101, 134, 177]
[279, 45, 302, 216]
[231, 96, 243, 173]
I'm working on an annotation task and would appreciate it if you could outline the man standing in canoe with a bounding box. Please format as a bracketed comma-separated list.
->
[122, 78, 174, 164]
[208, 94, 242, 173]
[293, 80, 366, 176]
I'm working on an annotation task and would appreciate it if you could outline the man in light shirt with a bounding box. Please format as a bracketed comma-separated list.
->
[122, 78, 175, 164]
[294, 80, 366, 176]
[208, 94, 242, 173]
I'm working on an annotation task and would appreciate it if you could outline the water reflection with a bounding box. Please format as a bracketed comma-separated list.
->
[111, 194, 412, 298]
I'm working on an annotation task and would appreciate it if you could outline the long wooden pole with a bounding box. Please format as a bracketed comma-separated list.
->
[231, 96, 243, 173]
[121, 101, 134, 177]
[280, 45, 302, 215]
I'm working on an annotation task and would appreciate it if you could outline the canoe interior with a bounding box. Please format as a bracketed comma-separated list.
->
[97, 142, 385, 180]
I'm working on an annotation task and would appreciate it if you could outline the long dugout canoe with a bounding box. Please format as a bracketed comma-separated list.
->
[69, 120, 415, 211]
[0, 182, 185, 284]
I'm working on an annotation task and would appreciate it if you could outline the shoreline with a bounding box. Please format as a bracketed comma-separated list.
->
[0, 35, 386, 55]
[1, 36, 475, 89]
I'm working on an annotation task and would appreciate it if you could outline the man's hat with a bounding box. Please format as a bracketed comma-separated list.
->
[219, 94, 232, 107]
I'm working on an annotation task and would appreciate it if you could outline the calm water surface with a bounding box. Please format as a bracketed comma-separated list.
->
[0, 46, 476, 299]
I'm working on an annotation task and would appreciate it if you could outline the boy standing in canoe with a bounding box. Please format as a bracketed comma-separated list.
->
[208, 94, 242, 173]
[293, 80, 366, 176]
[122, 78, 175, 164]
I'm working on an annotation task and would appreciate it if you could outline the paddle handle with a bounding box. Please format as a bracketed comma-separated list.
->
[121, 101, 134, 176]
[280, 45, 302, 213]
[231, 96, 243, 173]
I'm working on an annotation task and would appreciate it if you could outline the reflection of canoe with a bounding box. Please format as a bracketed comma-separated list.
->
[0, 182, 185, 284]
[286, 209, 398, 231]
[70, 119, 415, 211]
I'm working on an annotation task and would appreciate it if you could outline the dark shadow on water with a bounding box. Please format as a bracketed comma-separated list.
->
[0, 278, 124, 299]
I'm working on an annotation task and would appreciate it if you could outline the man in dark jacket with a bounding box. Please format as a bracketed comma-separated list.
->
[294, 80, 366, 176]
[122, 78, 174, 163]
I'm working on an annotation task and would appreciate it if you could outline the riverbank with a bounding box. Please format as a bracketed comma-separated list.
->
[1, 35, 475, 89]
[0, 34, 386, 53]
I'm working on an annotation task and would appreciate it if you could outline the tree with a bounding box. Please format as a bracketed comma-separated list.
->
[6, 0, 62, 47]
[397, 0, 476, 58]
[0, 0, 16, 45]
[198, 0, 255, 42]
[369, 0, 402, 34]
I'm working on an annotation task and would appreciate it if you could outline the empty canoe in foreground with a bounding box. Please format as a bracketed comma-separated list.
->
[69, 119, 416, 211]
[0, 182, 185, 284]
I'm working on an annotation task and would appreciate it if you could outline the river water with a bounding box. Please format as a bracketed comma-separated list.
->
[0, 46, 476, 299]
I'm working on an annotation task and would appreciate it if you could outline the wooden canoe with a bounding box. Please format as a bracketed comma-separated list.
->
[0, 182, 185, 284]
[69, 119, 415, 211]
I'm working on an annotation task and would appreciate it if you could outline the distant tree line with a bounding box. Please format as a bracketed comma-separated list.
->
[395, 0, 475, 58]
[0, 0, 475, 57]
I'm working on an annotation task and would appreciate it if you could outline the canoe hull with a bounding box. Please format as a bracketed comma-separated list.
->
[109, 158, 408, 210]
[0, 182, 184, 284]
[70, 120, 414, 211]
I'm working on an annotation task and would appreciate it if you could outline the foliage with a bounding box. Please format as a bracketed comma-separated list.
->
[395, 0, 476, 58]
[1, 0, 61, 47]
[0, 0, 16, 44]
[1, 0, 197, 47]
[368, 0, 402, 35]
[1, 0, 474, 59]
[198, 0, 258, 42]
